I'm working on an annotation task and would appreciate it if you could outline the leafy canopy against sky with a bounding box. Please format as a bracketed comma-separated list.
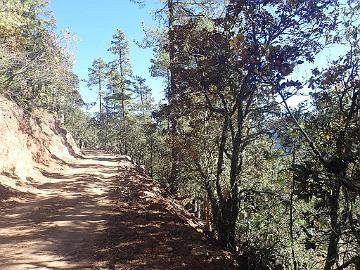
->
[49, 0, 164, 106]
[49, 0, 349, 108]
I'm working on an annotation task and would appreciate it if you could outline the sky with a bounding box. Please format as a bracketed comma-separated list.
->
[49, 0, 166, 106]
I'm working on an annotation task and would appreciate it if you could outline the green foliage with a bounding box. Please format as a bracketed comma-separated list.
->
[130, 0, 359, 269]
[0, 0, 81, 119]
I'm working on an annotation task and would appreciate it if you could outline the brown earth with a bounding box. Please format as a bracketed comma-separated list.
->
[0, 150, 232, 270]
[0, 95, 81, 195]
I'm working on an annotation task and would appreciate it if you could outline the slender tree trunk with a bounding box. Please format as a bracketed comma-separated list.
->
[217, 203, 237, 249]
[324, 181, 341, 270]
[167, 0, 178, 194]
[99, 71, 102, 117]
[150, 139, 153, 177]
[98, 70, 104, 149]
[140, 90, 144, 116]
[290, 148, 297, 270]
[213, 116, 239, 249]
[118, 51, 127, 155]
[217, 86, 250, 249]
[99, 92, 102, 117]
[204, 193, 210, 230]
[105, 87, 108, 149]
[121, 86, 127, 154]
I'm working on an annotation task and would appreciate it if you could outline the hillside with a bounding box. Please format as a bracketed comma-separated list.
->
[0, 96, 81, 199]
[0, 97, 233, 269]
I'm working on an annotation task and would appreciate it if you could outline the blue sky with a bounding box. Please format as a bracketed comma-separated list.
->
[49, 0, 166, 105]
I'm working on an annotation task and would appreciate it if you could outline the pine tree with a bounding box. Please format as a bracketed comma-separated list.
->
[87, 58, 107, 117]
[87, 58, 108, 148]
[108, 29, 132, 154]
[132, 76, 153, 116]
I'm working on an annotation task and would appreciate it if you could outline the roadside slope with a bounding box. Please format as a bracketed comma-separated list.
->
[0, 96, 80, 198]
[95, 156, 231, 270]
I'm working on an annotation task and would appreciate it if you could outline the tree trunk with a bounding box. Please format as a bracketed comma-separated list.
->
[217, 198, 238, 249]
[167, 0, 178, 194]
[150, 139, 153, 178]
[324, 182, 341, 270]
[290, 148, 297, 270]
[203, 193, 210, 231]
[355, 257, 360, 270]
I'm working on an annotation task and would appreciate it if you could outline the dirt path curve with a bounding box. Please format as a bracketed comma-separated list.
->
[0, 151, 231, 270]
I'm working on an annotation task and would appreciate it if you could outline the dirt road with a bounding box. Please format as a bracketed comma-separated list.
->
[0, 151, 230, 270]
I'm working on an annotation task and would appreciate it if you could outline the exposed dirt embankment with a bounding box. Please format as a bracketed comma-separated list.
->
[0, 96, 80, 197]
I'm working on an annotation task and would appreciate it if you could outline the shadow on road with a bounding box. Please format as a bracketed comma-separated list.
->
[0, 152, 119, 269]
[0, 151, 231, 270]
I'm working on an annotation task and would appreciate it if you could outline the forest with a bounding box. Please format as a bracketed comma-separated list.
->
[0, 0, 359, 269]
